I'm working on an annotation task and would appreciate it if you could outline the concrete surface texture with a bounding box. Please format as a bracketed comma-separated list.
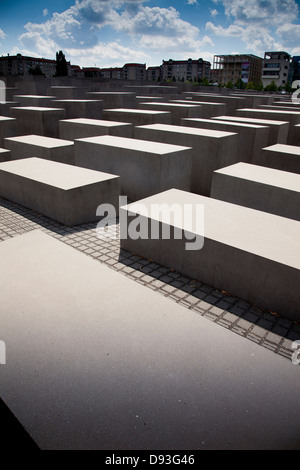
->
[0, 148, 11, 162]
[0, 116, 16, 147]
[59, 118, 133, 140]
[10, 106, 66, 138]
[210, 162, 300, 221]
[182, 117, 269, 163]
[170, 99, 227, 118]
[0, 157, 120, 226]
[51, 99, 103, 119]
[138, 101, 203, 124]
[134, 123, 239, 195]
[1, 230, 300, 450]
[74, 135, 193, 200]
[212, 115, 289, 145]
[121, 188, 300, 320]
[260, 144, 300, 173]
[4, 134, 75, 165]
[102, 108, 172, 125]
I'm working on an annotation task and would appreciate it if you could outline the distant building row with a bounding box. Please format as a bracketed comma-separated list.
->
[1, 52, 299, 88]
[213, 52, 300, 88]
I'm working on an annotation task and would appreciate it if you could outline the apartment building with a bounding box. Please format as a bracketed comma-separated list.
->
[213, 54, 263, 85]
[146, 66, 162, 81]
[161, 58, 211, 82]
[261, 51, 291, 88]
[122, 63, 146, 80]
[0, 53, 71, 78]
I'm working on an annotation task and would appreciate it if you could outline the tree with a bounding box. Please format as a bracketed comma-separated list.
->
[55, 50, 68, 77]
[28, 66, 44, 76]
[225, 80, 234, 89]
[264, 80, 277, 92]
[235, 78, 246, 89]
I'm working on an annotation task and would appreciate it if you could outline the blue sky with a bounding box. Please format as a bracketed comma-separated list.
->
[0, 0, 299, 68]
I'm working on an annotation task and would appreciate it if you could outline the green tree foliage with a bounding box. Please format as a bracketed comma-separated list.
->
[264, 80, 277, 92]
[28, 66, 44, 76]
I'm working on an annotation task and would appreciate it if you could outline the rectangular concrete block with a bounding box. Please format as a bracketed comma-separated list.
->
[183, 93, 246, 114]
[4, 134, 75, 165]
[0, 157, 120, 226]
[235, 108, 300, 144]
[210, 162, 300, 221]
[86, 92, 136, 109]
[0, 102, 19, 117]
[170, 100, 227, 118]
[182, 118, 269, 164]
[0, 148, 11, 162]
[213, 115, 289, 145]
[138, 102, 203, 125]
[260, 144, 300, 174]
[134, 123, 239, 196]
[74, 135, 193, 201]
[59, 118, 133, 140]
[0, 116, 16, 147]
[294, 124, 300, 145]
[10, 107, 66, 138]
[124, 85, 178, 95]
[13, 95, 56, 107]
[49, 86, 86, 100]
[102, 108, 171, 126]
[51, 100, 103, 119]
[120, 188, 300, 320]
[231, 93, 274, 108]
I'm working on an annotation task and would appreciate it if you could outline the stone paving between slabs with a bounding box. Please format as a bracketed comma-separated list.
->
[0, 195, 299, 363]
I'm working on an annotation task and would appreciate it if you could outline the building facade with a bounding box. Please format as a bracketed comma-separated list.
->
[261, 51, 291, 88]
[0, 53, 71, 78]
[213, 54, 263, 85]
[161, 58, 211, 82]
[146, 66, 162, 81]
[122, 63, 146, 80]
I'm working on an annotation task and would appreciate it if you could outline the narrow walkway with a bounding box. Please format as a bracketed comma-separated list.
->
[0, 196, 299, 363]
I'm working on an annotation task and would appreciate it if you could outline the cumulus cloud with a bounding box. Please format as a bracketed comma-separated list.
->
[0, 28, 6, 39]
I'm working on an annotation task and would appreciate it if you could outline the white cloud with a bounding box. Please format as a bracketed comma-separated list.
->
[43, 8, 49, 16]
[0, 28, 6, 40]
[210, 8, 218, 17]
[187, 0, 198, 4]
[276, 23, 300, 47]
[214, 0, 298, 26]
[206, 21, 243, 36]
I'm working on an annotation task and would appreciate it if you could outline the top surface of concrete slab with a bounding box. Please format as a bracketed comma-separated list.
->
[184, 118, 268, 129]
[60, 118, 131, 127]
[104, 108, 170, 115]
[263, 144, 300, 155]
[0, 157, 118, 190]
[1, 230, 300, 450]
[239, 108, 300, 116]
[87, 92, 135, 96]
[141, 102, 201, 108]
[14, 95, 56, 99]
[0, 116, 15, 122]
[173, 100, 225, 106]
[12, 106, 64, 112]
[52, 99, 102, 103]
[137, 123, 237, 138]
[215, 162, 300, 192]
[5, 134, 73, 148]
[214, 115, 289, 126]
[76, 135, 191, 154]
[124, 188, 300, 269]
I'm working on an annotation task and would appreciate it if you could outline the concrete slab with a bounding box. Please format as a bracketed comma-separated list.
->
[0, 157, 120, 226]
[182, 93, 246, 114]
[1, 230, 300, 450]
[10, 106, 66, 138]
[74, 135, 193, 200]
[121, 189, 300, 320]
[231, 93, 274, 107]
[0, 116, 16, 147]
[59, 118, 133, 140]
[0, 102, 19, 117]
[13, 95, 56, 107]
[182, 118, 269, 163]
[51, 99, 103, 119]
[134, 123, 239, 195]
[235, 108, 300, 144]
[212, 115, 289, 145]
[138, 102, 203, 125]
[85, 92, 136, 109]
[124, 85, 178, 95]
[260, 144, 300, 174]
[210, 162, 300, 221]
[294, 124, 300, 145]
[102, 108, 171, 125]
[4, 134, 74, 165]
[49, 86, 85, 100]
[170, 100, 227, 118]
[0, 148, 11, 162]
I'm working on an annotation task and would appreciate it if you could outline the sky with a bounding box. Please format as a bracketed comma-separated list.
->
[0, 0, 299, 69]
